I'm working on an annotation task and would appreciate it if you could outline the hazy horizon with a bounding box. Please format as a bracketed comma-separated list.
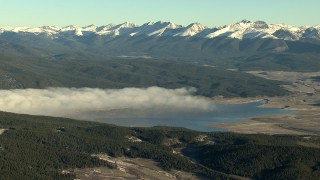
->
[0, 19, 318, 28]
[0, 0, 319, 27]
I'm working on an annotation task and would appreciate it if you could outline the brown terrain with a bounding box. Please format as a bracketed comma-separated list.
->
[213, 71, 320, 136]
[68, 154, 199, 180]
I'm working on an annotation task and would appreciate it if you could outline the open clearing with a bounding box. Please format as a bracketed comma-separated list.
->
[70, 154, 199, 180]
[0, 129, 6, 135]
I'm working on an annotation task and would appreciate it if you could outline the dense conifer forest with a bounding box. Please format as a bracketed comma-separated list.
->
[0, 111, 319, 179]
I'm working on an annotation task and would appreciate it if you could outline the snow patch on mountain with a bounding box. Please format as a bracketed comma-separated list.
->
[174, 23, 207, 37]
[136, 21, 180, 36]
[0, 26, 59, 35]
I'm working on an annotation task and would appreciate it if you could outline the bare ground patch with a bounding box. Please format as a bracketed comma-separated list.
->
[0, 129, 7, 135]
[70, 154, 199, 180]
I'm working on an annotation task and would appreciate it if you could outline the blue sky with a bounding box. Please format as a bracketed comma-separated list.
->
[0, 0, 319, 27]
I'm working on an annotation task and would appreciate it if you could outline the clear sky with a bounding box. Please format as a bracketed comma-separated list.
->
[0, 0, 319, 27]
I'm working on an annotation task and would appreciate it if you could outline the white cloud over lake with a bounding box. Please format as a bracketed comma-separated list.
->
[0, 87, 214, 117]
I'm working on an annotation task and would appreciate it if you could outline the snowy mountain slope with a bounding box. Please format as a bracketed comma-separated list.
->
[136, 21, 181, 36]
[173, 23, 207, 37]
[0, 20, 319, 41]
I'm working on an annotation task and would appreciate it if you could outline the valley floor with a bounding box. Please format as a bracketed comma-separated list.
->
[213, 71, 320, 136]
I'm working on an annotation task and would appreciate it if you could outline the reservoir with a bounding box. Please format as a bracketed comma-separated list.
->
[75, 100, 294, 132]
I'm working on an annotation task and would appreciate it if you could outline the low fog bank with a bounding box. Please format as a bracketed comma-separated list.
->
[0, 87, 214, 117]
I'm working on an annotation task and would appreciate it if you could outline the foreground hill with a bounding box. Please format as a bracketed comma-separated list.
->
[0, 111, 319, 179]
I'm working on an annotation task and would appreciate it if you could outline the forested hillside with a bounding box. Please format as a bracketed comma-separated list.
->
[0, 52, 288, 97]
[0, 112, 319, 179]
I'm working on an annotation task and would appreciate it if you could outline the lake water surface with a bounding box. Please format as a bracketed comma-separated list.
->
[75, 101, 294, 132]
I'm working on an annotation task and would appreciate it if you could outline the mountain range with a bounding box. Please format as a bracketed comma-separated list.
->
[1, 20, 319, 41]
[0, 20, 319, 96]
[0, 20, 319, 62]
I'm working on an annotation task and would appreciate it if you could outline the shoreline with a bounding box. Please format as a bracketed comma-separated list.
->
[212, 97, 320, 136]
[213, 71, 320, 136]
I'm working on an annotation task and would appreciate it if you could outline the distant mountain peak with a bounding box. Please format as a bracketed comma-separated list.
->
[121, 22, 137, 27]
[166, 22, 179, 29]
[149, 21, 178, 29]
[84, 24, 97, 28]
[187, 23, 207, 29]
[239, 19, 252, 24]
[252, 21, 269, 29]
[176, 23, 208, 36]
[63, 25, 77, 29]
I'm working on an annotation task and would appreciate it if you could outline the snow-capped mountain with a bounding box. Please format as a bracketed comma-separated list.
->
[0, 20, 319, 60]
[0, 20, 319, 41]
